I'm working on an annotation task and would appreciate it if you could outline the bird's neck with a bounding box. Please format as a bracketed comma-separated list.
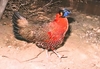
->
[53, 13, 68, 28]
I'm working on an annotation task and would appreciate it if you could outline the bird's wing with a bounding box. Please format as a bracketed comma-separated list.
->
[12, 11, 50, 42]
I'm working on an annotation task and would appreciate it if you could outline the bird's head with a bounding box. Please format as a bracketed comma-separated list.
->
[58, 8, 71, 18]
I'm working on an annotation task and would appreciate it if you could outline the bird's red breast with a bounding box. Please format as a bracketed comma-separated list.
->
[54, 13, 69, 32]
[47, 13, 69, 40]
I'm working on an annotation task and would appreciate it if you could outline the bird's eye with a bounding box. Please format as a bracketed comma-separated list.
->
[60, 12, 63, 16]
[58, 9, 71, 17]
[58, 10, 64, 17]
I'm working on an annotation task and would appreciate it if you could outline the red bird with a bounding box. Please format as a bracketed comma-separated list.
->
[12, 8, 71, 58]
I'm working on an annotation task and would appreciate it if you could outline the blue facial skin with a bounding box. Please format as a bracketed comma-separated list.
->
[63, 9, 71, 17]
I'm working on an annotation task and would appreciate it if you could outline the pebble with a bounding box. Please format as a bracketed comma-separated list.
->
[8, 45, 12, 48]
[86, 16, 92, 19]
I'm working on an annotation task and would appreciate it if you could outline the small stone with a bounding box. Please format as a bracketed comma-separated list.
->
[97, 29, 100, 33]
[83, 23, 87, 27]
[8, 45, 12, 48]
[94, 18, 98, 20]
[86, 16, 92, 19]
[2, 22, 7, 25]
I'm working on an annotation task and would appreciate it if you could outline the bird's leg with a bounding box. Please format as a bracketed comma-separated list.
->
[45, 49, 49, 58]
[53, 50, 67, 58]
[45, 49, 67, 59]
[53, 50, 62, 58]
[46, 49, 62, 58]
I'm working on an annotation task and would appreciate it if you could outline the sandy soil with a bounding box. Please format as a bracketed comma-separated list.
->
[0, 11, 100, 69]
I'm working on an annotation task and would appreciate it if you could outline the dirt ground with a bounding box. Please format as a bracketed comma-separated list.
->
[0, 11, 100, 69]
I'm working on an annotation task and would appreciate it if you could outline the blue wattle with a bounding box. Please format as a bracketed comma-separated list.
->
[63, 9, 71, 17]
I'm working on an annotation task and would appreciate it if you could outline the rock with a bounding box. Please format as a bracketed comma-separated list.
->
[0, 0, 8, 19]
[86, 16, 92, 19]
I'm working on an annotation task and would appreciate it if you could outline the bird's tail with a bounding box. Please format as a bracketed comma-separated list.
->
[12, 12, 20, 24]
[12, 11, 28, 28]
[12, 12, 28, 41]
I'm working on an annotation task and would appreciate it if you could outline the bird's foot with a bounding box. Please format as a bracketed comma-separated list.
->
[53, 50, 67, 59]
[45, 49, 67, 59]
